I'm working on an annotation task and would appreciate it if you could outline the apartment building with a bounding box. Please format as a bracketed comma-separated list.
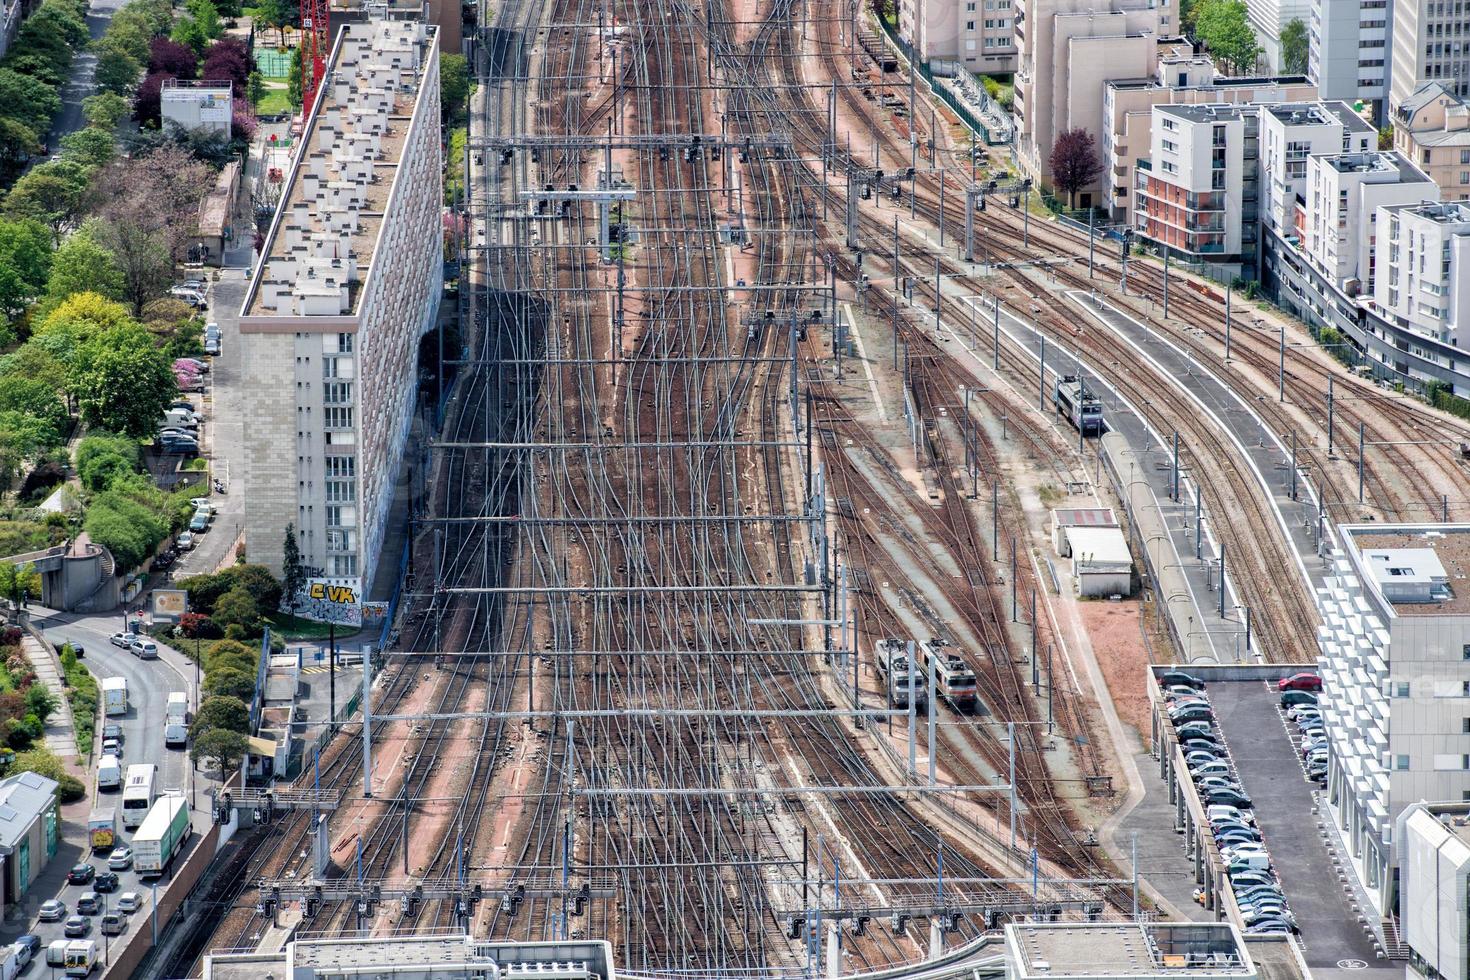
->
[1244, 0, 1309, 74]
[1259, 101, 1374, 234]
[1103, 44, 1315, 220]
[238, 13, 443, 591]
[1390, 0, 1470, 114]
[1014, 0, 1165, 204]
[1308, 0, 1389, 111]
[1371, 201, 1470, 347]
[899, 0, 1018, 73]
[1301, 152, 1433, 288]
[1395, 81, 1470, 201]
[1397, 801, 1470, 980]
[1317, 525, 1470, 918]
[1135, 104, 1259, 265]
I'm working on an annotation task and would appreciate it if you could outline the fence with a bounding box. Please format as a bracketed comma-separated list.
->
[874, 17, 1011, 147]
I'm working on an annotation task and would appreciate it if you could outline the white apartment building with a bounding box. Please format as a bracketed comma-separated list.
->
[1103, 45, 1316, 220]
[1014, 0, 1165, 205]
[1317, 525, 1470, 918]
[238, 14, 443, 591]
[1259, 101, 1374, 234]
[900, 0, 1018, 73]
[1302, 151, 1434, 288]
[1397, 801, 1470, 980]
[1396, 82, 1470, 201]
[1372, 202, 1470, 347]
[1245, 0, 1310, 74]
[1136, 104, 1256, 262]
[1390, 0, 1470, 115]
[1308, 0, 1388, 111]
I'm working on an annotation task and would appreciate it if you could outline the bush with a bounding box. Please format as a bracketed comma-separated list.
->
[59, 643, 95, 755]
[12, 746, 83, 801]
[190, 693, 248, 737]
[179, 611, 223, 639]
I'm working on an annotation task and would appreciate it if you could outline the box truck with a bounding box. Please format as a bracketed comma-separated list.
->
[133, 793, 188, 875]
[101, 677, 127, 716]
[87, 808, 117, 851]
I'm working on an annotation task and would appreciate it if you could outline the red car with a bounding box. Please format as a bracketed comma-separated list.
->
[1278, 672, 1321, 692]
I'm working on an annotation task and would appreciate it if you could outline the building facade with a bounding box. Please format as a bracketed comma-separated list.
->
[238, 13, 442, 592]
[899, 0, 1018, 73]
[161, 80, 234, 136]
[1259, 101, 1375, 235]
[1301, 152, 1433, 288]
[1317, 525, 1470, 918]
[1136, 104, 1258, 264]
[1372, 202, 1470, 347]
[1390, 0, 1470, 116]
[1395, 82, 1470, 202]
[1307, 0, 1388, 111]
[1014, 0, 1165, 204]
[0, 771, 59, 914]
[1398, 801, 1470, 980]
[1103, 43, 1315, 221]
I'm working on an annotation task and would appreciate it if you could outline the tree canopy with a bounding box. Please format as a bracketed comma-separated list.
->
[1048, 128, 1104, 207]
[1280, 18, 1308, 75]
[1191, 0, 1263, 75]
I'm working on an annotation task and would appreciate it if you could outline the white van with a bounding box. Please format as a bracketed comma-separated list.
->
[96, 755, 122, 791]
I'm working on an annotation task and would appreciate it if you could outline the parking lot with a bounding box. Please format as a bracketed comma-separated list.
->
[1207, 681, 1393, 978]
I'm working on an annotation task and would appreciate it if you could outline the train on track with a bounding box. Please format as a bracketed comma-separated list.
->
[1053, 375, 1103, 435]
[874, 638, 928, 709]
[917, 639, 978, 711]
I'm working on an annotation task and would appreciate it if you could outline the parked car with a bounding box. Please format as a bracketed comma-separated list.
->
[1278, 672, 1322, 692]
[13, 934, 38, 967]
[108, 846, 132, 871]
[1183, 750, 1222, 768]
[129, 638, 158, 659]
[38, 900, 65, 922]
[63, 916, 90, 938]
[93, 871, 119, 893]
[169, 287, 207, 308]
[109, 632, 136, 649]
[191, 498, 213, 513]
[100, 737, 122, 758]
[1280, 690, 1318, 708]
[189, 512, 209, 533]
[100, 913, 126, 936]
[1171, 706, 1214, 723]
[1246, 918, 1294, 935]
[1208, 805, 1254, 826]
[115, 892, 142, 914]
[177, 531, 195, 550]
[1175, 722, 1216, 741]
[1205, 788, 1252, 807]
[1287, 702, 1321, 720]
[1189, 760, 1233, 778]
[1159, 671, 1204, 689]
[76, 892, 99, 915]
[159, 438, 199, 456]
[101, 724, 122, 742]
[67, 863, 95, 885]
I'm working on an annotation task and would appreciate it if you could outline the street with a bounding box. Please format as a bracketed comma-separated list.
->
[44, 0, 125, 152]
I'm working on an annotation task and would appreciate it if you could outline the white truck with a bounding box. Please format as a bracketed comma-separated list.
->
[164, 691, 188, 747]
[101, 676, 128, 716]
[63, 940, 97, 977]
[133, 793, 189, 875]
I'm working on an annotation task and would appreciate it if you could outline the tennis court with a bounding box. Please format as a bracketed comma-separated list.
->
[256, 46, 294, 78]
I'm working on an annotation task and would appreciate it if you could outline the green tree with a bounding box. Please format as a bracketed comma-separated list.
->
[45, 233, 124, 303]
[1279, 18, 1308, 75]
[190, 727, 247, 777]
[68, 324, 177, 437]
[4, 161, 92, 244]
[190, 693, 249, 737]
[213, 584, 261, 634]
[0, 118, 39, 184]
[37, 291, 134, 337]
[0, 411, 60, 489]
[92, 42, 142, 97]
[440, 53, 469, 124]
[0, 69, 63, 137]
[286, 43, 303, 107]
[0, 375, 66, 433]
[204, 666, 257, 701]
[1378, 124, 1394, 150]
[59, 128, 117, 169]
[83, 475, 170, 569]
[254, 0, 289, 44]
[282, 523, 305, 616]
[1192, 0, 1264, 74]
[0, 561, 33, 607]
[82, 93, 131, 131]
[0, 218, 53, 327]
[187, 0, 223, 38]
[246, 70, 264, 109]
[93, 218, 171, 315]
[171, 14, 210, 55]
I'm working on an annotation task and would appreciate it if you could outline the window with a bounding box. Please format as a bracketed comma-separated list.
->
[324, 382, 353, 404]
[1461, 171, 1470, 185]
[324, 407, 354, 429]
[1463, 718, 1470, 733]
[970, 19, 977, 28]
[1395, 681, 1411, 697]
[326, 480, 355, 502]
[326, 456, 356, 478]
[1464, 643, 1470, 659]
[330, 554, 358, 577]
[1460, 148, 1470, 164]
[337, 332, 355, 353]
[1397, 754, 1411, 770]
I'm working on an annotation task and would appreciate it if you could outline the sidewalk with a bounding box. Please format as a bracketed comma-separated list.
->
[20, 634, 80, 762]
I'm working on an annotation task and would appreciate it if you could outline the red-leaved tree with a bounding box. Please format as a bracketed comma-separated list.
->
[133, 70, 174, 128]
[1049, 128, 1103, 209]
[149, 37, 199, 79]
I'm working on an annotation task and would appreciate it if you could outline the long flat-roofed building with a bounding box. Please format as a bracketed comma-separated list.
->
[1318, 525, 1470, 918]
[1004, 922, 1257, 980]
[238, 12, 442, 591]
[204, 935, 617, 980]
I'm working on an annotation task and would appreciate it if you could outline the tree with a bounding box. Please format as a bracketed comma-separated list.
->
[68, 325, 177, 437]
[83, 93, 131, 130]
[1048, 128, 1103, 208]
[4, 161, 91, 244]
[149, 37, 199, 79]
[1192, 0, 1263, 74]
[246, 71, 264, 109]
[282, 523, 305, 616]
[93, 42, 143, 97]
[204, 666, 256, 701]
[59, 128, 117, 169]
[133, 70, 174, 128]
[202, 36, 252, 91]
[0, 118, 39, 185]
[440, 53, 469, 124]
[0, 218, 53, 326]
[0, 411, 59, 489]
[1378, 124, 1394, 151]
[254, 0, 289, 44]
[45, 233, 124, 303]
[190, 728, 247, 777]
[37, 292, 133, 337]
[190, 693, 249, 736]
[184, 0, 223, 42]
[170, 15, 210, 56]
[0, 68, 63, 137]
[1280, 18, 1308, 75]
[286, 44, 303, 108]
[94, 218, 171, 314]
[212, 584, 261, 634]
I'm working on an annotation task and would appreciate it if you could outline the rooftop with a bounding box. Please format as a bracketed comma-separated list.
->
[205, 934, 617, 980]
[0, 771, 56, 848]
[242, 15, 436, 319]
[1347, 526, 1470, 615]
[1157, 103, 1253, 123]
[1264, 100, 1372, 132]
[1320, 151, 1432, 182]
[1388, 200, 1470, 224]
[1007, 923, 1255, 979]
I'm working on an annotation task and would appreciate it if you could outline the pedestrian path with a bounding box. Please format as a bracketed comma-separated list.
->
[20, 634, 80, 761]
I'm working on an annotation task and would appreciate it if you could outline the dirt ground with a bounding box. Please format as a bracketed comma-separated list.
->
[1077, 599, 1151, 742]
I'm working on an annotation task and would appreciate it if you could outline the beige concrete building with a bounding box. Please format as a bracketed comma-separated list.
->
[1394, 81, 1470, 202]
[899, 0, 1018, 74]
[238, 12, 443, 592]
[1014, 0, 1164, 206]
[1103, 42, 1316, 219]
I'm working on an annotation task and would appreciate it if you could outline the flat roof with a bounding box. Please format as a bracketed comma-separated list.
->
[1053, 507, 1118, 528]
[1007, 923, 1254, 979]
[1348, 527, 1470, 614]
[1067, 526, 1132, 565]
[1264, 100, 1373, 132]
[206, 934, 618, 980]
[1319, 151, 1432, 182]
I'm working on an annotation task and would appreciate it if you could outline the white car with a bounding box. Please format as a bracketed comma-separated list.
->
[115, 892, 142, 914]
[129, 638, 158, 659]
[110, 632, 136, 649]
[177, 531, 195, 550]
[190, 497, 213, 513]
[107, 846, 133, 871]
